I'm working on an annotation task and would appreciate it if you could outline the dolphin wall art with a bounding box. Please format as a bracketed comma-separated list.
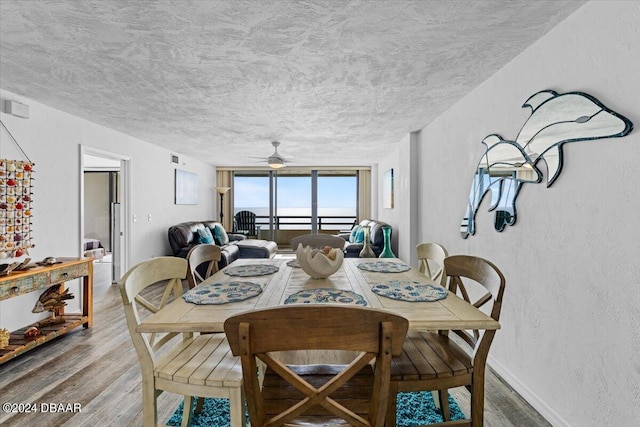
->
[461, 90, 633, 239]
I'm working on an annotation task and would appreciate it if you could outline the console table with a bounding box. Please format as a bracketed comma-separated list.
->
[0, 257, 93, 364]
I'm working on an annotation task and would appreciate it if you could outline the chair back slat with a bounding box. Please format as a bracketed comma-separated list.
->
[119, 257, 189, 363]
[291, 233, 346, 250]
[235, 210, 257, 236]
[186, 244, 221, 288]
[416, 243, 448, 287]
[444, 255, 506, 355]
[226, 305, 406, 355]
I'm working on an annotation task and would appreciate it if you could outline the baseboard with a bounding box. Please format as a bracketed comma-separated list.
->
[487, 355, 571, 427]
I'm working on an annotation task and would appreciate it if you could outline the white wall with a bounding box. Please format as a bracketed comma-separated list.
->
[385, 1, 639, 426]
[376, 131, 421, 267]
[0, 89, 216, 332]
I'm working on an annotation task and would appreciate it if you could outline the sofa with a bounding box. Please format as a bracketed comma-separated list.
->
[168, 220, 278, 268]
[337, 219, 392, 258]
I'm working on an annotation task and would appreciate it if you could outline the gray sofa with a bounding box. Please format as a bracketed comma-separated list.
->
[168, 220, 278, 268]
[337, 219, 392, 258]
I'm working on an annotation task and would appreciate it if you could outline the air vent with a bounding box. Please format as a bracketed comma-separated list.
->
[4, 100, 30, 119]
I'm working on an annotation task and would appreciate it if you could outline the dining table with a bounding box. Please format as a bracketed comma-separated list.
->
[137, 257, 500, 335]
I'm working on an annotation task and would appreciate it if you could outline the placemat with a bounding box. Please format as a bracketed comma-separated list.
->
[357, 261, 411, 273]
[223, 264, 279, 277]
[284, 288, 367, 306]
[286, 259, 300, 268]
[371, 280, 448, 302]
[182, 281, 262, 305]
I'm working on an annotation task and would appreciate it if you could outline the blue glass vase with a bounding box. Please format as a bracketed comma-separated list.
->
[378, 226, 395, 258]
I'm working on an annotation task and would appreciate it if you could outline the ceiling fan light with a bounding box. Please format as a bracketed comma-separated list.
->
[269, 158, 285, 169]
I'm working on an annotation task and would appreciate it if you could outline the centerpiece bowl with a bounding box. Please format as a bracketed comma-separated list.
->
[295, 244, 344, 279]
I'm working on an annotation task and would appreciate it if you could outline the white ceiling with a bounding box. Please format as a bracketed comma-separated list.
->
[0, 0, 586, 168]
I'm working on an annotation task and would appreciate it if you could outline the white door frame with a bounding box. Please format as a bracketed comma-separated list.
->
[79, 145, 131, 279]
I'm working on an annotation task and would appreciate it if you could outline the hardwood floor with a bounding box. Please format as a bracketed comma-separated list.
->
[0, 259, 550, 426]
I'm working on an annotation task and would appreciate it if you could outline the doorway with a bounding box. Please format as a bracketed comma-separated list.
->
[81, 148, 130, 288]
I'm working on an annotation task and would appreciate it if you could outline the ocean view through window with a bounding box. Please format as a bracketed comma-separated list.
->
[234, 171, 357, 230]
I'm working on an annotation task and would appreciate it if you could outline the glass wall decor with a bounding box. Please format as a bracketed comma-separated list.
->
[461, 90, 633, 238]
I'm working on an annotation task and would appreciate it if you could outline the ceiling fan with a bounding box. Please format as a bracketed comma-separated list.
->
[257, 141, 291, 169]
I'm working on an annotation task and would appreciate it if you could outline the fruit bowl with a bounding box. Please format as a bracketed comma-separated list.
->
[295, 244, 344, 279]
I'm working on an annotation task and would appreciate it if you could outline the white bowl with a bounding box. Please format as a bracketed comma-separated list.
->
[295, 244, 344, 279]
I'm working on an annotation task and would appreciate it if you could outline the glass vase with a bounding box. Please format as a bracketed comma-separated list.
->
[358, 226, 376, 258]
[378, 226, 395, 258]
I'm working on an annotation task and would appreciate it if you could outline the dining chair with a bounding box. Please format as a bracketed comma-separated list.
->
[290, 233, 346, 250]
[224, 305, 409, 427]
[186, 243, 222, 289]
[119, 257, 245, 427]
[416, 242, 448, 287]
[386, 255, 506, 427]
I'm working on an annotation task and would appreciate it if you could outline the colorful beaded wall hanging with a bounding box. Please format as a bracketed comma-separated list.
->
[0, 159, 34, 258]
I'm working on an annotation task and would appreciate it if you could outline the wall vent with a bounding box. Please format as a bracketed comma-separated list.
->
[4, 100, 30, 119]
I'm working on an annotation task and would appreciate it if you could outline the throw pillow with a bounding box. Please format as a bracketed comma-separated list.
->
[349, 225, 361, 243]
[196, 227, 214, 244]
[213, 223, 229, 245]
[354, 227, 365, 243]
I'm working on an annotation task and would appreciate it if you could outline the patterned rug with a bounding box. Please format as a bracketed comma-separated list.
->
[167, 391, 465, 426]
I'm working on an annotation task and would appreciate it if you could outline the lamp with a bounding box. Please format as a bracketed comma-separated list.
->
[268, 157, 285, 169]
[214, 186, 231, 224]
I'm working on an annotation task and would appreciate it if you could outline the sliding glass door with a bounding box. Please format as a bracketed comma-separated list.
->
[233, 169, 359, 243]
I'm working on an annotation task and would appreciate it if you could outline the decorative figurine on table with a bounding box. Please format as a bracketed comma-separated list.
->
[0, 328, 9, 349]
[32, 284, 74, 326]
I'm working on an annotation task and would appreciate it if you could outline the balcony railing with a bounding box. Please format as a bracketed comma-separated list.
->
[253, 215, 356, 231]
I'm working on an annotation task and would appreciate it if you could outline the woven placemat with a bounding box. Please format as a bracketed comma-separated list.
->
[223, 264, 279, 277]
[182, 281, 262, 305]
[284, 288, 367, 306]
[357, 261, 411, 273]
[371, 280, 447, 302]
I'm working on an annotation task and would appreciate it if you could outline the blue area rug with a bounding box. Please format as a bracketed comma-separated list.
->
[167, 391, 465, 426]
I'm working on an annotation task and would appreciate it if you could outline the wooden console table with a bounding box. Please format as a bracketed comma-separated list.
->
[0, 257, 94, 364]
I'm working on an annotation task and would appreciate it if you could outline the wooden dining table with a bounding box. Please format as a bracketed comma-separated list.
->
[137, 257, 500, 334]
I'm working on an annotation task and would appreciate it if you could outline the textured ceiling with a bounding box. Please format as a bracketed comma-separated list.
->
[0, 0, 586, 167]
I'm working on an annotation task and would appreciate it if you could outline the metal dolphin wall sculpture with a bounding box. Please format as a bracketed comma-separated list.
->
[461, 90, 633, 238]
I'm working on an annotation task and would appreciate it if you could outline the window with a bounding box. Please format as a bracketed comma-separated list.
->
[233, 170, 358, 233]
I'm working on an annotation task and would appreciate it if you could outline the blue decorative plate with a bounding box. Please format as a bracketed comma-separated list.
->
[358, 261, 411, 273]
[182, 281, 262, 305]
[371, 280, 447, 302]
[286, 259, 301, 268]
[223, 264, 279, 277]
[284, 288, 367, 306]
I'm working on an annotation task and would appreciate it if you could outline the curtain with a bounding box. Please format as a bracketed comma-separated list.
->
[357, 168, 371, 222]
[216, 170, 234, 231]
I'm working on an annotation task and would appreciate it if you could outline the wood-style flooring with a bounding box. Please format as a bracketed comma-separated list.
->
[0, 260, 550, 426]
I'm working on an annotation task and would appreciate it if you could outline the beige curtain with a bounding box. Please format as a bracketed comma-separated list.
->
[357, 169, 371, 221]
[216, 170, 234, 230]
